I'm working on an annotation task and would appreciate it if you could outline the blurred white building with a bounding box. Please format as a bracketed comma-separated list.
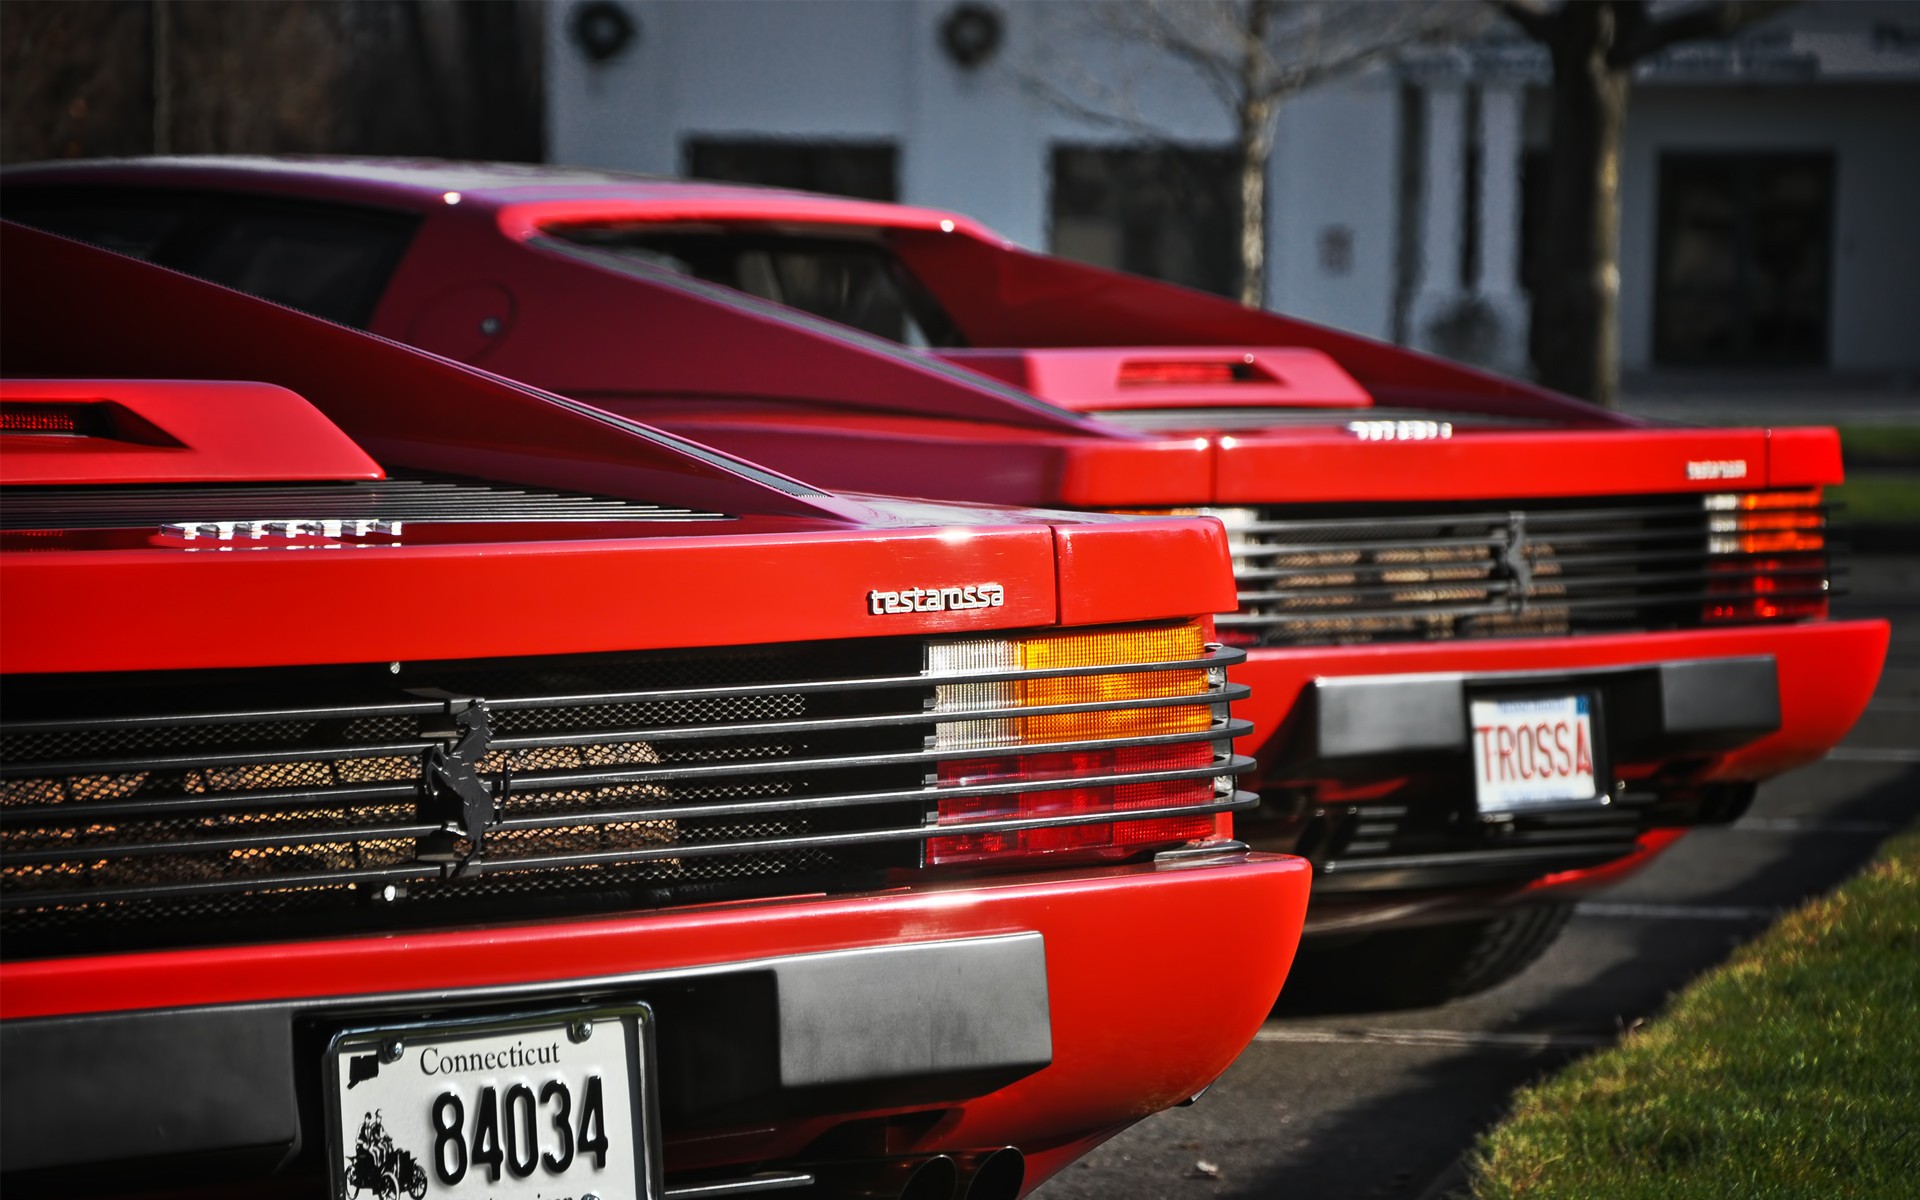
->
[547, 0, 1920, 380]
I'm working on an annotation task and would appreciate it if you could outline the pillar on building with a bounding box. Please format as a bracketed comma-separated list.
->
[1476, 83, 1531, 375]
[1408, 83, 1471, 361]
[1407, 77, 1531, 374]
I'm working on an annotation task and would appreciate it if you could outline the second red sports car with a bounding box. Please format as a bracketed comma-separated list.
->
[2, 157, 1887, 1005]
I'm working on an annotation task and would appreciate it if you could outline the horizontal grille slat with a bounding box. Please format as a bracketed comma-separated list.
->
[1311, 794, 1657, 888]
[2, 687, 1247, 777]
[1236, 565, 1830, 609]
[0, 781, 423, 825]
[1092, 406, 1562, 432]
[6, 757, 1250, 868]
[0, 654, 1233, 735]
[2, 634, 1250, 954]
[16, 784, 1256, 912]
[489, 757, 1243, 830]
[5, 820, 446, 865]
[1, 473, 728, 531]
[1204, 493, 1833, 646]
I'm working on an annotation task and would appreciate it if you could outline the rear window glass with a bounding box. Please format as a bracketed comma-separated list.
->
[1, 187, 418, 327]
[549, 225, 964, 348]
[181, 208, 414, 327]
[0, 196, 190, 261]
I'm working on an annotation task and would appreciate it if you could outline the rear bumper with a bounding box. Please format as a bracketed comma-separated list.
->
[1229, 620, 1887, 924]
[1237, 619, 1887, 788]
[1, 850, 1310, 1190]
[1304, 654, 1781, 768]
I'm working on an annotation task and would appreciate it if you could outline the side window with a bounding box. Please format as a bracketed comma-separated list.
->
[179, 206, 417, 328]
[0, 194, 191, 261]
[549, 226, 965, 348]
[0, 187, 418, 328]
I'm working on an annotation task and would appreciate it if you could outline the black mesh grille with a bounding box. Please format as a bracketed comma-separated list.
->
[1308, 793, 1656, 891]
[1, 634, 1249, 956]
[1212, 493, 1833, 647]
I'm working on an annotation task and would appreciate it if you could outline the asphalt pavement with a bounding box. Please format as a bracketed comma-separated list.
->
[1036, 551, 1920, 1200]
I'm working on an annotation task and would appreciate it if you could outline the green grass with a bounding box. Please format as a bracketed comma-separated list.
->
[1829, 473, 1920, 527]
[1468, 826, 1920, 1199]
[1831, 427, 1920, 529]
[1837, 425, 1920, 469]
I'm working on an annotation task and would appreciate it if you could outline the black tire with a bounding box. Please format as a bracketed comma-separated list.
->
[1277, 902, 1575, 1013]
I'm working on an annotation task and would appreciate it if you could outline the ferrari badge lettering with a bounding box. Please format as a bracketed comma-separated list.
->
[163, 518, 404, 541]
[1348, 419, 1453, 442]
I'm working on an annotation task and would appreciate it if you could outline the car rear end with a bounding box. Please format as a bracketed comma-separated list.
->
[483, 201, 1886, 980]
[931, 341, 1884, 934]
[0, 225, 1311, 1198]
[0, 160, 1885, 998]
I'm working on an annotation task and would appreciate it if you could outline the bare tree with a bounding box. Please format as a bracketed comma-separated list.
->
[1492, 0, 1792, 406]
[1027, 0, 1482, 309]
[1, 1, 542, 166]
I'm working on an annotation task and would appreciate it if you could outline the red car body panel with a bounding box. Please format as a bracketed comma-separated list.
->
[0, 225, 1303, 1196]
[923, 346, 1376, 411]
[0, 158, 1887, 936]
[0, 378, 385, 486]
[0, 855, 1311, 1171]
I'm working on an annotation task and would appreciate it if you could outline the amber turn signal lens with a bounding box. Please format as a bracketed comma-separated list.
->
[925, 620, 1227, 868]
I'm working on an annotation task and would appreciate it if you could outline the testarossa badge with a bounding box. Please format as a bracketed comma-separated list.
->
[869, 582, 1006, 615]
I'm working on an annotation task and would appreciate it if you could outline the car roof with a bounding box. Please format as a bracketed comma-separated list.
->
[1, 155, 995, 237]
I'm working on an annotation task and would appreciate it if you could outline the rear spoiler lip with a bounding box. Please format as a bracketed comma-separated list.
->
[0, 221, 870, 524]
[0, 378, 385, 487]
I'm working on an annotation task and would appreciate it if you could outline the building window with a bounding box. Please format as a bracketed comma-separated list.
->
[1048, 144, 1240, 298]
[683, 139, 898, 201]
[1653, 153, 1834, 367]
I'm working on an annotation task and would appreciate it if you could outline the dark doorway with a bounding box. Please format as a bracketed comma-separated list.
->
[1653, 153, 1834, 367]
[682, 139, 898, 202]
[1049, 144, 1240, 298]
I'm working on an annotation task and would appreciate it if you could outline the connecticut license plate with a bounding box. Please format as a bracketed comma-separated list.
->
[1469, 694, 1603, 813]
[326, 1005, 661, 1200]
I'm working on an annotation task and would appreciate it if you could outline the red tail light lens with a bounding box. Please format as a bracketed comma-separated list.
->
[928, 743, 1217, 865]
[924, 621, 1239, 868]
[1703, 489, 1830, 622]
[1117, 359, 1267, 387]
[0, 402, 108, 436]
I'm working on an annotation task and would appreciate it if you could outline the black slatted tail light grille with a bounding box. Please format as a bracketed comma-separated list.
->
[1127, 491, 1832, 647]
[0, 623, 1250, 955]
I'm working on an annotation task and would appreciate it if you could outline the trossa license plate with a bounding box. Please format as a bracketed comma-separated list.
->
[1469, 694, 1602, 813]
[327, 1005, 660, 1200]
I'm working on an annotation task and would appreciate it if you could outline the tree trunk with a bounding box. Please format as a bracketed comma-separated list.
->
[1533, 2, 1630, 407]
[1238, 95, 1273, 310]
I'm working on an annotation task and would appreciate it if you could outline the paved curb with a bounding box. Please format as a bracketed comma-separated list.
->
[1413, 1155, 1473, 1200]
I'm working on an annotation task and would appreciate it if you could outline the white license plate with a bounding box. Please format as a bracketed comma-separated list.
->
[1469, 694, 1602, 813]
[327, 1005, 661, 1200]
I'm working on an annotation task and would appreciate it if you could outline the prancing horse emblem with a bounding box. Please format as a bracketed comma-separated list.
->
[412, 692, 498, 875]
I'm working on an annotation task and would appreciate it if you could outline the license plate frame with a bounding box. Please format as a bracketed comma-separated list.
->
[1467, 689, 1609, 815]
[325, 1003, 663, 1200]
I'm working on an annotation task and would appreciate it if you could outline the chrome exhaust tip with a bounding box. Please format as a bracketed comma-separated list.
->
[956, 1146, 1025, 1200]
[807, 1153, 958, 1200]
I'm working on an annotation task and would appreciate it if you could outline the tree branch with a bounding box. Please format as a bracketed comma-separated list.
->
[1611, 0, 1797, 66]
[1257, 1, 1484, 101]
[1487, 0, 1554, 44]
[1129, 1, 1246, 109]
[1014, 72, 1183, 142]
